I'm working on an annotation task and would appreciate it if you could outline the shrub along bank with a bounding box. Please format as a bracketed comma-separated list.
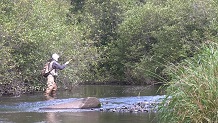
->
[158, 42, 218, 123]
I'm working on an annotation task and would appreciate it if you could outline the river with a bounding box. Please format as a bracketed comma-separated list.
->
[0, 85, 164, 123]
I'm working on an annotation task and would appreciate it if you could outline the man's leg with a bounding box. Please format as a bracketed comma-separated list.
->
[51, 83, 57, 97]
[45, 85, 53, 97]
[45, 75, 55, 97]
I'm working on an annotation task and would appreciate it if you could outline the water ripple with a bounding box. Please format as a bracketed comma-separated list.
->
[0, 95, 165, 113]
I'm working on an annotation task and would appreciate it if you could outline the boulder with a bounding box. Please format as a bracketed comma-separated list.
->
[43, 97, 101, 109]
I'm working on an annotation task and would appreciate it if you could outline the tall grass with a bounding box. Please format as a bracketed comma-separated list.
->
[158, 42, 218, 123]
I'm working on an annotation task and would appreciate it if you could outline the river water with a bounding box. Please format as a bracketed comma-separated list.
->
[0, 85, 164, 123]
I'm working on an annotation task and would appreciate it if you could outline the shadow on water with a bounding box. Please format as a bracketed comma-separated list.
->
[0, 85, 164, 123]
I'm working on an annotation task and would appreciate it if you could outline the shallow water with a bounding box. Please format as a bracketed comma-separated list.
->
[0, 85, 164, 123]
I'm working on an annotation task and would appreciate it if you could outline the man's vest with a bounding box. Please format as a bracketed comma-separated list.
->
[49, 61, 58, 76]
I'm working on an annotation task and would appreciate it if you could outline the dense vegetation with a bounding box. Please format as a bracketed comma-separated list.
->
[158, 42, 218, 123]
[1, 0, 218, 96]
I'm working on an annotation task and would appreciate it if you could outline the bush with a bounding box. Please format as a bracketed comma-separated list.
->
[158, 42, 218, 123]
[0, 0, 98, 94]
[101, 0, 218, 84]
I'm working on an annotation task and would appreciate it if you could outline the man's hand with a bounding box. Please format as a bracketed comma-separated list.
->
[64, 61, 69, 65]
[64, 59, 72, 65]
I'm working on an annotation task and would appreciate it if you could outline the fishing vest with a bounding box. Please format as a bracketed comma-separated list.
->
[49, 61, 58, 76]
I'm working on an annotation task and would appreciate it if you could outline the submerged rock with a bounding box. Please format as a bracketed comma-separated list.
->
[99, 101, 160, 113]
[40, 96, 162, 113]
[42, 97, 101, 109]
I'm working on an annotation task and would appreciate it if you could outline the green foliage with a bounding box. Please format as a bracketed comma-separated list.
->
[0, 0, 98, 94]
[158, 42, 218, 123]
[68, 0, 127, 82]
[99, 0, 218, 84]
[2, 0, 218, 95]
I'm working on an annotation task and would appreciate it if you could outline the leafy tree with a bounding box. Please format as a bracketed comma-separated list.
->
[102, 0, 218, 84]
[0, 0, 98, 95]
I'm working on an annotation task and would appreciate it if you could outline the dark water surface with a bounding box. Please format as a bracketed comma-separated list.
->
[0, 85, 164, 123]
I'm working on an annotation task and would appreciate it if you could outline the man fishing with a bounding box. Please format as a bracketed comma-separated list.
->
[45, 53, 70, 98]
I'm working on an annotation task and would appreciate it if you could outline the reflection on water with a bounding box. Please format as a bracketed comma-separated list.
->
[0, 111, 157, 123]
[0, 85, 163, 123]
[46, 112, 59, 123]
[57, 85, 162, 98]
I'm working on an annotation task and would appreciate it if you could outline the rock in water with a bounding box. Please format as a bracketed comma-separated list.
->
[80, 97, 101, 109]
[43, 97, 101, 109]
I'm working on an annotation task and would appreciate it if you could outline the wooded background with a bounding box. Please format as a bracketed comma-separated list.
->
[1, 0, 218, 95]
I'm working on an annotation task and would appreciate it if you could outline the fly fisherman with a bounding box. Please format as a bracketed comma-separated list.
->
[45, 53, 70, 98]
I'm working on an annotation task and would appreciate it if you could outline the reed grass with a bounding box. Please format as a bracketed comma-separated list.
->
[158, 43, 218, 123]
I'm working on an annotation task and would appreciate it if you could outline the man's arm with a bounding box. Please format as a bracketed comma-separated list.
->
[52, 61, 66, 70]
